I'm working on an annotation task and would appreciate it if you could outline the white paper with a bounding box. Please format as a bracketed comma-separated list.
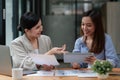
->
[27, 69, 97, 77]
[27, 70, 55, 76]
[55, 70, 79, 76]
[78, 70, 97, 77]
[55, 70, 97, 77]
[29, 54, 59, 66]
[37, 70, 55, 76]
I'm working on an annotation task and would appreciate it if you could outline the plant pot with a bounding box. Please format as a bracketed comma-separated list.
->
[97, 73, 109, 80]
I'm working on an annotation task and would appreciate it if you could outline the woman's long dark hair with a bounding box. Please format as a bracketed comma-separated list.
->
[81, 9, 105, 54]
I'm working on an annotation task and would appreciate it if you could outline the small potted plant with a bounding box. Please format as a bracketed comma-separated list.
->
[92, 60, 113, 79]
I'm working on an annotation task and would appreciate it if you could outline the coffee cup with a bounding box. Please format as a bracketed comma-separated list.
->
[12, 68, 23, 80]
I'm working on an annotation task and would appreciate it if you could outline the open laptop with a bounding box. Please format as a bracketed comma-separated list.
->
[0, 45, 12, 76]
[0, 45, 36, 76]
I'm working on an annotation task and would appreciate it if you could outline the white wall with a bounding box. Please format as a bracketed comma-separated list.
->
[6, 0, 13, 46]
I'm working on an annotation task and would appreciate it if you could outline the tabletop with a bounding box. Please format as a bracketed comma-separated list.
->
[0, 68, 120, 80]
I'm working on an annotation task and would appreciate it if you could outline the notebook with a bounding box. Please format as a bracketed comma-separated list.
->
[64, 52, 93, 63]
[0, 45, 36, 76]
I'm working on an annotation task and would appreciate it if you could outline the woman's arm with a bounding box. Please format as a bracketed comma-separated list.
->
[10, 41, 37, 70]
[105, 34, 120, 67]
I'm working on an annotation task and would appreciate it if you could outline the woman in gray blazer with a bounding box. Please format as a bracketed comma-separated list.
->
[10, 12, 66, 70]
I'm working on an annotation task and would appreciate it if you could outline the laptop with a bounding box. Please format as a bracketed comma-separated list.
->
[64, 52, 93, 63]
[0, 45, 36, 76]
[0, 45, 12, 76]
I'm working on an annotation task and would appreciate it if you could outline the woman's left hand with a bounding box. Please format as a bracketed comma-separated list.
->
[84, 56, 96, 64]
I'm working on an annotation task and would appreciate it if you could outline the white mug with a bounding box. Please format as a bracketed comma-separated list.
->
[12, 68, 23, 80]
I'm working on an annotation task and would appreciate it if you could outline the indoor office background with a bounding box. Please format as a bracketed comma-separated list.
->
[0, 0, 120, 61]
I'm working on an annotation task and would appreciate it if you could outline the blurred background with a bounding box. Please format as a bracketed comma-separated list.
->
[0, 0, 120, 60]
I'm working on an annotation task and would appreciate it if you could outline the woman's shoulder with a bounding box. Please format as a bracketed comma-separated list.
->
[40, 35, 50, 39]
[40, 35, 50, 38]
[39, 35, 51, 41]
[75, 36, 84, 44]
[105, 33, 112, 40]
[11, 35, 23, 43]
[76, 36, 83, 42]
[10, 35, 26, 46]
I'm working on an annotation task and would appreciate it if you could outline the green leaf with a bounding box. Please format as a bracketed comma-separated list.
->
[91, 60, 113, 74]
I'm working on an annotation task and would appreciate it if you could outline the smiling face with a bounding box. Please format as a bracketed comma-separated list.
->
[81, 16, 95, 37]
[25, 20, 43, 38]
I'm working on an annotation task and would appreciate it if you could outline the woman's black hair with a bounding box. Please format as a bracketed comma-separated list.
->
[18, 12, 40, 32]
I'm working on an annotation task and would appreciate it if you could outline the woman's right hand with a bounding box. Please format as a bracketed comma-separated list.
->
[72, 62, 80, 69]
[45, 44, 68, 55]
[41, 64, 55, 71]
[36, 64, 41, 70]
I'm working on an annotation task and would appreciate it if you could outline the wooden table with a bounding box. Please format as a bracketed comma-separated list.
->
[0, 68, 120, 80]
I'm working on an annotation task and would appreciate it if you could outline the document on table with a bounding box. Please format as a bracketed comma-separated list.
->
[29, 54, 59, 66]
[78, 70, 97, 77]
[55, 70, 97, 77]
[55, 70, 79, 76]
[27, 70, 55, 76]
[27, 69, 97, 77]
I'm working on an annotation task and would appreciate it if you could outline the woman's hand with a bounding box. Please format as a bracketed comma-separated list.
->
[72, 62, 80, 69]
[36, 64, 41, 70]
[84, 56, 96, 64]
[41, 64, 55, 71]
[45, 44, 68, 55]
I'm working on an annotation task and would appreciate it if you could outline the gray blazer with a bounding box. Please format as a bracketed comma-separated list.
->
[10, 34, 52, 70]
